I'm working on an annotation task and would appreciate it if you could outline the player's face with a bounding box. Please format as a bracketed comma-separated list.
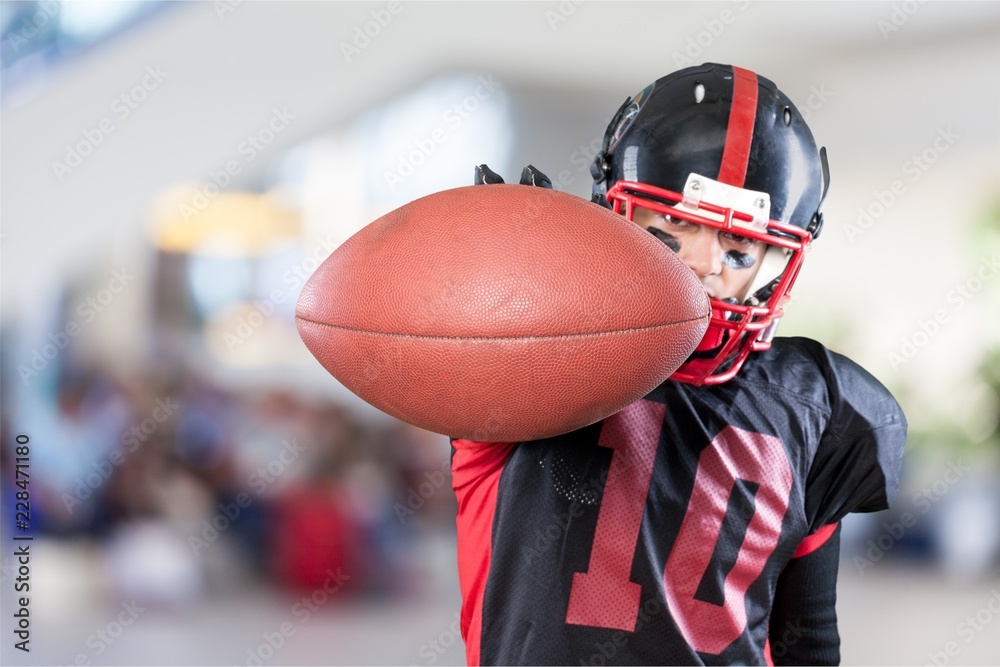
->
[632, 207, 766, 302]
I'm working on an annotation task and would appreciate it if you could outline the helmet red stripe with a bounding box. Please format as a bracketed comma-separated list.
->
[717, 66, 758, 187]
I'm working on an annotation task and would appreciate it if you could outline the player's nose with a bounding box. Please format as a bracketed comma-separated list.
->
[678, 229, 723, 281]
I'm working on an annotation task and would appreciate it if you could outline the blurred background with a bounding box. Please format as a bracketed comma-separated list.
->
[1, 1, 998, 665]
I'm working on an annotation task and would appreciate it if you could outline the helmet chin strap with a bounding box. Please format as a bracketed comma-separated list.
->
[742, 245, 790, 307]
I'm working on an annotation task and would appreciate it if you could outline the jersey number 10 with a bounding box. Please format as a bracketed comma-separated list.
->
[564, 399, 793, 655]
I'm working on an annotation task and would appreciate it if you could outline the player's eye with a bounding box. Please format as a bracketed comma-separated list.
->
[662, 215, 694, 229]
[721, 231, 757, 247]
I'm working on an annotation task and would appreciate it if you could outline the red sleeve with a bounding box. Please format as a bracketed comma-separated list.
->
[792, 522, 838, 558]
[450, 439, 516, 666]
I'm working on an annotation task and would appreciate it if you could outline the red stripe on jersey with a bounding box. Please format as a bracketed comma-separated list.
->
[717, 66, 758, 187]
[451, 439, 517, 667]
[791, 522, 839, 558]
[764, 637, 774, 666]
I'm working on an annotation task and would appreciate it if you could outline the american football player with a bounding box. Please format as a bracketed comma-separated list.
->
[453, 63, 906, 665]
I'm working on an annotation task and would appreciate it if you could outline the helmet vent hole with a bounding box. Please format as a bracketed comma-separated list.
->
[694, 83, 705, 104]
[783, 108, 792, 126]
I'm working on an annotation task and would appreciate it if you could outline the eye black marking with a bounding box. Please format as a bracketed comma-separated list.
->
[723, 250, 756, 270]
[646, 226, 680, 253]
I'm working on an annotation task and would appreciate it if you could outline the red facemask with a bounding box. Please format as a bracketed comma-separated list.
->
[607, 178, 812, 385]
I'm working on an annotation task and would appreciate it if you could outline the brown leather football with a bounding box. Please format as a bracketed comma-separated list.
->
[296, 184, 709, 441]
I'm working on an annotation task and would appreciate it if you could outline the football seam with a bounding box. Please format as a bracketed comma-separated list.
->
[295, 313, 709, 341]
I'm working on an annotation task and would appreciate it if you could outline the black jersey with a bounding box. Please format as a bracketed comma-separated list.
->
[451, 337, 906, 666]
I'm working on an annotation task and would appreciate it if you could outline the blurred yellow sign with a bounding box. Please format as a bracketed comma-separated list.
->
[150, 186, 301, 256]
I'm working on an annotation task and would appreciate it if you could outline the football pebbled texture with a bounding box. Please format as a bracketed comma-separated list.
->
[296, 184, 709, 441]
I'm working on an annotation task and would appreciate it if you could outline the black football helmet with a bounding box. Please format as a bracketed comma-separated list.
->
[591, 63, 830, 385]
